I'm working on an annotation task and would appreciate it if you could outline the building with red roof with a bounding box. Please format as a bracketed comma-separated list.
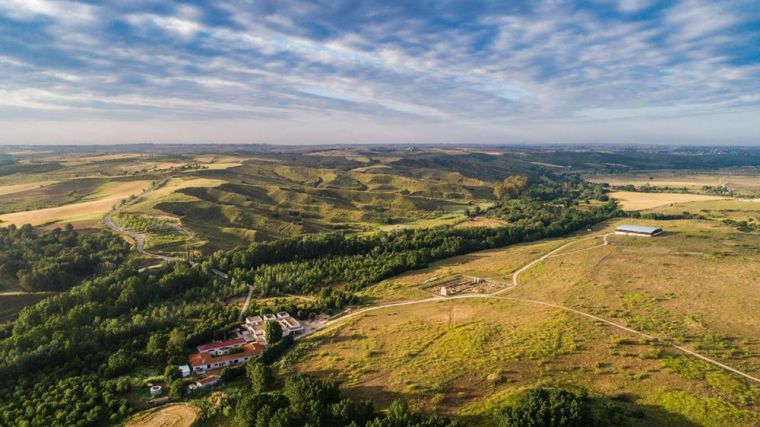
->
[197, 338, 246, 356]
[188, 342, 265, 374]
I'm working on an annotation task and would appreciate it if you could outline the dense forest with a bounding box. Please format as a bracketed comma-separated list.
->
[0, 224, 129, 291]
[0, 263, 241, 425]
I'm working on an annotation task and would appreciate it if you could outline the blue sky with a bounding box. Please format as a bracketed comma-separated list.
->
[0, 0, 759, 145]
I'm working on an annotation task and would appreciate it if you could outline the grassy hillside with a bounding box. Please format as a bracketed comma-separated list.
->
[3, 145, 760, 254]
[283, 218, 760, 426]
[118, 153, 528, 250]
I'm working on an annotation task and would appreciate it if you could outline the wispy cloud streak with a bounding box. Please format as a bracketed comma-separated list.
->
[0, 0, 758, 144]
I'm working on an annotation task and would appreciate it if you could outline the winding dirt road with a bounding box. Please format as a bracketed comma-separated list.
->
[103, 177, 184, 263]
[494, 233, 610, 294]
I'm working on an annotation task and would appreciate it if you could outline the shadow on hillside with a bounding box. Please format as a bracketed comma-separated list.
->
[343, 384, 413, 410]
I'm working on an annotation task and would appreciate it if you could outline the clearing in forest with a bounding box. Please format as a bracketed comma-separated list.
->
[609, 191, 726, 210]
[124, 403, 199, 427]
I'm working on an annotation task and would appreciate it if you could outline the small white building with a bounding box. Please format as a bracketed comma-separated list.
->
[614, 224, 662, 237]
[178, 365, 191, 378]
[189, 374, 221, 391]
[243, 312, 303, 344]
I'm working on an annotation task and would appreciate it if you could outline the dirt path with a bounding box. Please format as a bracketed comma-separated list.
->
[490, 233, 610, 295]
[300, 231, 760, 385]
[0, 291, 58, 297]
[103, 177, 184, 263]
[239, 284, 254, 322]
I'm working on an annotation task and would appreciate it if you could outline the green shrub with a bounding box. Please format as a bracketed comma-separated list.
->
[496, 388, 587, 427]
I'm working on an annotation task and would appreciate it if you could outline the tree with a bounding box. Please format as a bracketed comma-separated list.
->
[235, 393, 289, 427]
[264, 319, 282, 345]
[167, 328, 186, 357]
[164, 364, 181, 382]
[146, 332, 167, 361]
[330, 398, 374, 426]
[105, 349, 134, 377]
[246, 358, 273, 393]
[496, 388, 586, 427]
[283, 374, 340, 413]
[169, 379, 185, 399]
[494, 175, 530, 200]
[387, 398, 413, 424]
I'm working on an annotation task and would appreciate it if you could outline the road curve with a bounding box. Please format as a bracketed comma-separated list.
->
[492, 233, 610, 295]
[103, 177, 184, 263]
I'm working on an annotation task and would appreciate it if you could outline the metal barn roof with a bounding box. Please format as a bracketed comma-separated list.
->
[615, 224, 662, 234]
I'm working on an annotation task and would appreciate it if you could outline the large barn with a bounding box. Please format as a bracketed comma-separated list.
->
[614, 224, 663, 237]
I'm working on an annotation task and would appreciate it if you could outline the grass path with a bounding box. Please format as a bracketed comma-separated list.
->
[0, 180, 57, 196]
[300, 231, 760, 385]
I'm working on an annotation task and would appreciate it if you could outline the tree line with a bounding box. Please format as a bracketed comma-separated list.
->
[232, 358, 461, 427]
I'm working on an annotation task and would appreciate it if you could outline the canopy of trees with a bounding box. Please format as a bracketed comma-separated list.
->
[0, 224, 129, 291]
[264, 320, 283, 345]
[497, 388, 586, 427]
[235, 359, 461, 427]
[0, 263, 240, 426]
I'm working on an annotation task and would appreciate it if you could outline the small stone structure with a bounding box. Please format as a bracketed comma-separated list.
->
[149, 385, 163, 396]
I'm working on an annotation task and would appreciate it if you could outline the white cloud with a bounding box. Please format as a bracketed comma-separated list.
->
[665, 0, 739, 42]
[0, 0, 96, 23]
[0, 0, 757, 144]
[125, 14, 202, 39]
[617, 0, 654, 13]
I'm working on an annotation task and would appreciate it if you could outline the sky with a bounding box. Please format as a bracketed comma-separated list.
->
[0, 0, 759, 145]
